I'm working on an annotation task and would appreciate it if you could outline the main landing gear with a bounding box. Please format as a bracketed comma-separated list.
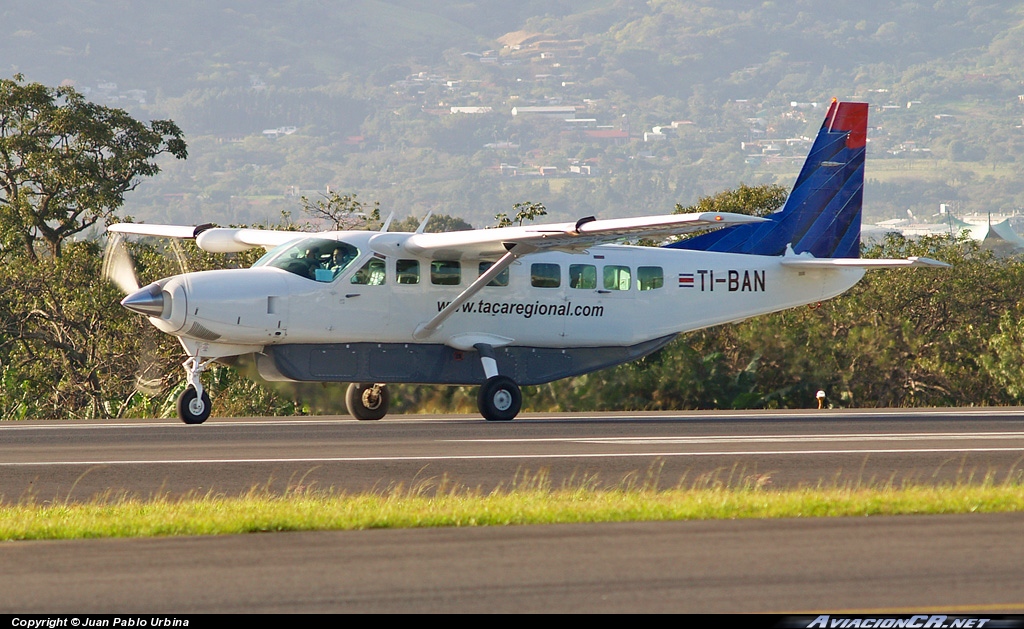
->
[342, 345, 523, 422]
[346, 383, 389, 420]
[477, 375, 522, 421]
[474, 343, 522, 421]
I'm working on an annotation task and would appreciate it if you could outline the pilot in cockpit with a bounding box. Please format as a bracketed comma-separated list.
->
[330, 247, 350, 271]
[303, 248, 320, 278]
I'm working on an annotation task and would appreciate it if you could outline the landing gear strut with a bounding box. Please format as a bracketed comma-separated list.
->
[346, 383, 389, 420]
[474, 343, 522, 421]
[176, 355, 215, 424]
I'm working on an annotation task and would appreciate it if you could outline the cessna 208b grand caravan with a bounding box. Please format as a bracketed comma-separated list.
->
[107, 100, 947, 424]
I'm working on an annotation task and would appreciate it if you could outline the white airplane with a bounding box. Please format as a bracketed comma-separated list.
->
[106, 100, 948, 424]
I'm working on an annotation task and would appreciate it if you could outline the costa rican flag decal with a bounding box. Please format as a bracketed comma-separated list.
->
[678, 273, 694, 288]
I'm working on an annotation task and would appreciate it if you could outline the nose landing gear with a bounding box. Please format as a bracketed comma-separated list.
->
[177, 386, 212, 424]
[176, 355, 216, 424]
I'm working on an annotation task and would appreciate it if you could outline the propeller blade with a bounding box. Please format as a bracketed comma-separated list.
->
[134, 329, 171, 396]
[101, 233, 177, 401]
[102, 233, 141, 295]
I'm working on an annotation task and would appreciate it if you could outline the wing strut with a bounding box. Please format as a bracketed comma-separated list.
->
[413, 243, 536, 340]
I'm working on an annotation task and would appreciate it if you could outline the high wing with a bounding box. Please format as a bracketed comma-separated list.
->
[106, 223, 303, 252]
[374, 212, 767, 259]
[108, 212, 765, 256]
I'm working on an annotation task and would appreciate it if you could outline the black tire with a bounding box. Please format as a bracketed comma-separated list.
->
[477, 375, 522, 421]
[176, 387, 212, 425]
[346, 383, 389, 420]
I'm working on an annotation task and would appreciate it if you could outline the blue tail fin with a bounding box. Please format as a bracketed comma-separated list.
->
[666, 100, 868, 258]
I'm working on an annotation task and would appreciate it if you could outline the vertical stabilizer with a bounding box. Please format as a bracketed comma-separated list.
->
[667, 100, 868, 258]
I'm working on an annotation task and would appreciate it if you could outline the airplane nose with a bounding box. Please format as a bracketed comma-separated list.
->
[121, 282, 166, 317]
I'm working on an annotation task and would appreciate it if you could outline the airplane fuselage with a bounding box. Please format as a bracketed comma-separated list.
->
[145, 230, 864, 382]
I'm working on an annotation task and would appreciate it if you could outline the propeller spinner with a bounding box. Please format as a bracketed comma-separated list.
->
[121, 282, 166, 317]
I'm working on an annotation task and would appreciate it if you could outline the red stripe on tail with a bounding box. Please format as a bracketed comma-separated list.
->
[827, 100, 868, 149]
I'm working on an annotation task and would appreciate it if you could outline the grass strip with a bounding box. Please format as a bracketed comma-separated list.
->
[1, 475, 1022, 541]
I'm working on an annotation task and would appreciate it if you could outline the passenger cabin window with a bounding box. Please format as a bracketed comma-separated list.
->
[478, 262, 509, 287]
[531, 263, 561, 288]
[396, 259, 420, 284]
[603, 265, 631, 291]
[351, 257, 387, 285]
[431, 260, 461, 285]
[253, 237, 359, 282]
[569, 264, 597, 289]
[637, 266, 664, 291]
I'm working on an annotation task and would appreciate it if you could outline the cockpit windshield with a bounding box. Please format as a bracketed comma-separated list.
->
[251, 237, 360, 282]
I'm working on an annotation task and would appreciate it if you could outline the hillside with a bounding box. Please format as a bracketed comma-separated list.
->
[3, 0, 1023, 228]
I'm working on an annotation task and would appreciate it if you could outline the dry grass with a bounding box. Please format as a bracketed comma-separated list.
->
[1, 465, 1021, 541]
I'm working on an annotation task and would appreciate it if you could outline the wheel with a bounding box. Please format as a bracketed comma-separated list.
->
[346, 383, 389, 420]
[176, 387, 212, 425]
[477, 375, 522, 421]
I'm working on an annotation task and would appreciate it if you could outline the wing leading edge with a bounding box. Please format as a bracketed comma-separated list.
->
[106, 223, 304, 252]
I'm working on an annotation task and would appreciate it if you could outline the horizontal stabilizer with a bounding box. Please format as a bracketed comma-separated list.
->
[780, 244, 950, 268]
[780, 256, 950, 269]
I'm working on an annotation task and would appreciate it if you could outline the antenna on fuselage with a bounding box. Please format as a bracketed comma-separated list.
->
[380, 212, 394, 233]
[415, 209, 435, 234]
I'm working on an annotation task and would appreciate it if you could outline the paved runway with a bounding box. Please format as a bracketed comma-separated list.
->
[1, 514, 1023, 614]
[1, 408, 1023, 613]
[1, 407, 1023, 502]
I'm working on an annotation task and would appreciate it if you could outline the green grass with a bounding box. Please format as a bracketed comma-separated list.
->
[2, 470, 1022, 541]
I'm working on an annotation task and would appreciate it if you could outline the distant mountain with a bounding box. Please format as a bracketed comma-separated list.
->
[3, 1, 1023, 227]
[2, 0, 478, 90]
[5, 1, 1015, 106]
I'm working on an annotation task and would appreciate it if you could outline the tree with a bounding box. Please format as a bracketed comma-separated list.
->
[0, 239, 146, 418]
[0, 77, 191, 419]
[391, 213, 472, 233]
[674, 183, 788, 217]
[299, 191, 380, 230]
[495, 201, 547, 227]
[0, 74, 187, 260]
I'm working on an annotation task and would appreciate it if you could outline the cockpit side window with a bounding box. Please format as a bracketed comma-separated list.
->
[254, 238, 359, 281]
